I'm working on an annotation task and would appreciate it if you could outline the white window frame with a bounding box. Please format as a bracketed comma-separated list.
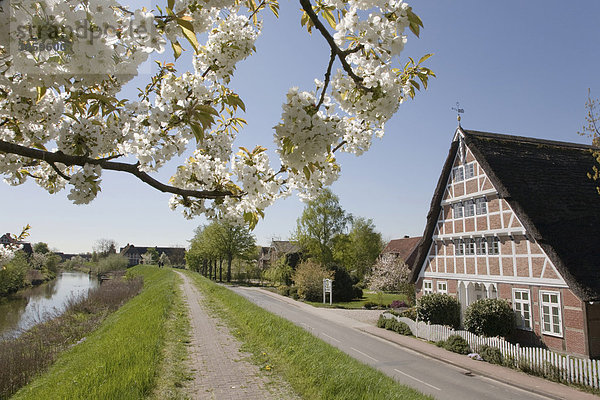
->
[464, 199, 475, 217]
[423, 280, 433, 294]
[453, 166, 464, 182]
[465, 162, 475, 179]
[454, 239, 464, 256]
[512, 288, 532, 331]
[475, 238, 486, 255]
[437, 281, 448, 294]
[453, 202, 463, 219]
[540, 290, 563, 337]
[487, 237, 499, 255]
[475, 197, 487, 215]
[465, 239, 475, 255]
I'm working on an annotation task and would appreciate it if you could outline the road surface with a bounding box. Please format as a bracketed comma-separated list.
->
[229, 286, 549, 400]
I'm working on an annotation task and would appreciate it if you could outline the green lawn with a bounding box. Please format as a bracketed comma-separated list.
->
[185, 271, 430, 400]
[306, 291, 410, 309]
[12, 266, 178, 400]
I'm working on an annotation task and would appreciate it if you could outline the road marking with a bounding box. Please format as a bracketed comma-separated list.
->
[321, 332, 340, 343]
[351, 347, 379, 362]
[394, 369, 441, 391]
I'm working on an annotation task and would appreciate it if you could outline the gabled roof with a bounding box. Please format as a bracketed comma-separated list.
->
[270, 240, 300, 254]
[410, 128, 600, 301]
[383, 237, 422, 262]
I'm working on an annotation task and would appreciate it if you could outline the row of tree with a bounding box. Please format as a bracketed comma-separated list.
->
[186, 221, 256, 282]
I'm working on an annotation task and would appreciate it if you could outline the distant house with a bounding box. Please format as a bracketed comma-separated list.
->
[120, 244, 186, 266]
[257, 240, 301, 270]
[381, 236, 421, 268]
[410, 127, 600, 358]
[0, 232, 33, 255]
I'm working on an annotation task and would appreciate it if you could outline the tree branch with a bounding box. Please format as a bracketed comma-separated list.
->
[316, 50, 336, 110]
[299, 0, 366, 90]
[0, 140, 235, 200]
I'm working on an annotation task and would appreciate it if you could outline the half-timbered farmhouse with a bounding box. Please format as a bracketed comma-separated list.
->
[410, 127, 600, 358]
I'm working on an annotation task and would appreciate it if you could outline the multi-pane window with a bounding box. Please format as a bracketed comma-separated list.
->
[475, 238, 486, 255]
[464, 199, 475, 217]
[454, 239, 464, 255]
[465, 239, 475, 255]
[453, 166, 464, 182]
[475, 197, 487, 215]
[513, 289, 532, 330]
[423, 280, 433, 294]
[487, 237, 500, 255]
[465, 163, 475, 179]
[437, 281, 448, 294]
[540, 291, 562, 336]
[453, 202, 463, 218]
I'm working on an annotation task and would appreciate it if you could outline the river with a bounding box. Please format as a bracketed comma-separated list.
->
[0, 271, 99, 339]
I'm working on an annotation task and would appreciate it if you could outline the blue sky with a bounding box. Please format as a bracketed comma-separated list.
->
[2, 0, 599, 253]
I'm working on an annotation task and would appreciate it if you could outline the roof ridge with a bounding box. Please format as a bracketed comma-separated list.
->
[463, 129, 597, 150]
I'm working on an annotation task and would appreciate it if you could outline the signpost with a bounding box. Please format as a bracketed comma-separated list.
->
[323, 278, 332, 305]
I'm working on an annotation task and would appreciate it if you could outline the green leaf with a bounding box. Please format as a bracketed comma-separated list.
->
[171, 40, 183, 60]
[168, 0, 175, 10]
[177, 18, 200, 53]
[418, 53, 433, 64]
[36, 86, 47, 103]
[191, 123, 204, 143]
[269, 2, 280, 18]
[303, 165, 311, 180]
[322, 9, 336, 29]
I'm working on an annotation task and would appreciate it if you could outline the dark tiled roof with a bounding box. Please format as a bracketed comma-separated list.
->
[271, 241, 300, 254]
[383, 237, 422, 262]
[411, 129, 600, 301]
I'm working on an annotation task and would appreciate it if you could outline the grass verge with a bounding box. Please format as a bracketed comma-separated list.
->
[12, 266, 177, 400]
[185, 271, 431, 400]
[306, 291, 409, 309]
[148, 275, 193, 400]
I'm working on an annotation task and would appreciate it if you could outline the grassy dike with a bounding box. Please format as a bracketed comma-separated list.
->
[12, 266, 181, 400]
[184, 271, 432, 400]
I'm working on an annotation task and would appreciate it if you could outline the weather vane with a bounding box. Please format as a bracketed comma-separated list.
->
[452, 102, 464, 124]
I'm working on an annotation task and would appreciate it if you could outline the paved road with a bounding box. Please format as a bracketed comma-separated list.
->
[229, 286, 549, 400]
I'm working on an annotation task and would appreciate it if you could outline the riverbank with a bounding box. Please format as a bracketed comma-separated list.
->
[10, 266, 178, 400]
[1, 269, 144, 399]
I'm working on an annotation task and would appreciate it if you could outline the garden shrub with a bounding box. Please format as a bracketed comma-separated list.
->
[443, 335, 471, 355]
[400, 307, 417, 320]
[479, 345, 503, 365]
[94, 254, 129, 275]
[464, 298, 515, 337]
[278, 285, 290, 296]
[364, 301, 378, 310]
[331, 265, 357, 302]
[293, 260, 333, 301]
[377, 315, 412, 336]
[416, 293, 461, 329]
[352, 285, 363, 300]
[389, 300, 408, 309]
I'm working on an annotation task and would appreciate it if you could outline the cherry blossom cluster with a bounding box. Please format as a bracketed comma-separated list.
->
[0, 0, 428, 226]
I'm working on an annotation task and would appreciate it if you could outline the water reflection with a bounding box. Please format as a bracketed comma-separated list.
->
[0, 271, 99, 339]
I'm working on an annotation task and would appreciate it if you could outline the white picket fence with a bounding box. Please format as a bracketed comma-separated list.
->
[381, 312, 600, 389]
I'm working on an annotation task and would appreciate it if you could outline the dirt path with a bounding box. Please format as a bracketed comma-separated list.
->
[176, 272, 298, 400]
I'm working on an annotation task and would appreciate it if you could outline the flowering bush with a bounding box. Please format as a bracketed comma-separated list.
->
[0, 0, 433, 225]
[367, 254, 410, 292]
[389, 300, 408, 308]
